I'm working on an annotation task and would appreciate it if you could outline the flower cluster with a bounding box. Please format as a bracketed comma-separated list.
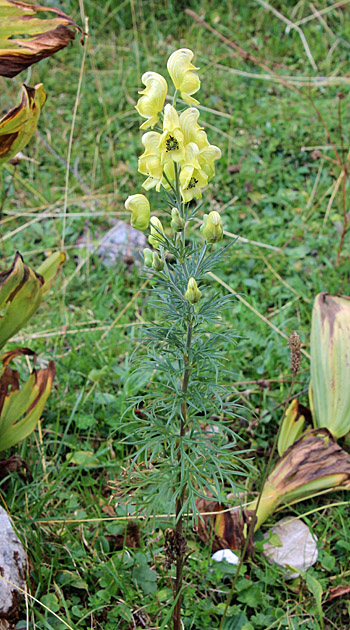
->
[124, 48, 224, 282]
[133, 49, 221, 203]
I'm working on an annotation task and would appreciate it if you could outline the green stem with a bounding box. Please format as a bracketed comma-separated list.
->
[173, 319, 193, 630]
[172, 161, 194, 630]
[218, 375, 296, 630]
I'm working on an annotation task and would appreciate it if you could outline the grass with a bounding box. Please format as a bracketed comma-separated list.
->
[1, 0, 350, 628]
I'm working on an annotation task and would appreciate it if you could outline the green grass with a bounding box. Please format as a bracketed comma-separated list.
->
[1, 0, 350, 628]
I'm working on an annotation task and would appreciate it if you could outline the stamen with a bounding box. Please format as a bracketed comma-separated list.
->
[166, 135, 179, 152]
[188, 177, 198, 189]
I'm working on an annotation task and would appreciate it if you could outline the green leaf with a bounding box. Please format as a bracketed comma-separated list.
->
[0, 349, 55, 451]
[132, 563, 158, 595]
[305, 573, 324, 630]
[41, 593, 60, 613]
[0, 252, 64, 348]
[236, 579, 263, 608]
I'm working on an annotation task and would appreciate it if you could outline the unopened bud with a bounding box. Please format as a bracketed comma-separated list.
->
[171, 207, 185, 232]
[185, 277, 202, 304]
[124, 194, 150, 231]
[143, 248, 153, 268]
[200, 211, 223, 243]
[152, 252, 164, 271]
[148, 216, 165, 249]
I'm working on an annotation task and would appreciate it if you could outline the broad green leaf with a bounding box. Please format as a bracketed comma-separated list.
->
[0, 349, 56, 451]
[36, 250, 65, 295]
[0, 83, 46, 165]
[0, 251, 64, 348]
[0, 0, 80, 78]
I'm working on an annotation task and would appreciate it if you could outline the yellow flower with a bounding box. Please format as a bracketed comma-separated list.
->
[135, 71, 168, 130]
[158, 104, 185, 164]
[201, 211, 223, 243]
[179, 143, 208, 203]
[199, 144, 222, 181]
[148, 216, 165, 249]
[179, 108, 221, 180]
[125, 194, 150, 231]
[167, 49, 200, 106]
[138, 131, 164, 191]
[179, 107, 207, 148]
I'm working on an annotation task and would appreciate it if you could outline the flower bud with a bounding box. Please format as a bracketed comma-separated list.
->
[200, 211, 223, 243]
[152, 252, 164, 272]
[148, 216, 165, 249]
[171, 208, 185, 232]
[143, 248, 153, 267]
[125, 194, 150, 231]
[185, 277, 202, 304]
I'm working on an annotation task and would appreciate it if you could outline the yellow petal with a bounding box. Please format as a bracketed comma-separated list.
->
[167, 48, 200, 105]
[135, 71, 168, 130]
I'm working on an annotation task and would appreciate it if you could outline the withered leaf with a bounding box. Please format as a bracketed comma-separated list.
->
[0, 0, 81, 78]
[195, 496, 256, 554]
[327, 585, 350, 601]
[0, 83, 46, 165]
[0, 348, 56, 451]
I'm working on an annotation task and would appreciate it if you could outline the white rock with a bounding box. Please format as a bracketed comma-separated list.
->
[0, 507, 26, 621]
[211, 548, 239, 565]
[263, 516, 318, 578]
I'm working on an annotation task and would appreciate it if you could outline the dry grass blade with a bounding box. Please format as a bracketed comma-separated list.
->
[208, 271, 310, 359]
[254, 0, 318, 70]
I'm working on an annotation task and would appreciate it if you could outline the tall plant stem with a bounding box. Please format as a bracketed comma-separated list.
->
[173, 320, 193, 630]
[335, 96, 348, 266]
[218, 375, 296, 630]
[336, 161, 348, 266]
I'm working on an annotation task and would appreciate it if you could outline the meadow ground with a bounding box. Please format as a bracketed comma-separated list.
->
[1, 1, 350, 628]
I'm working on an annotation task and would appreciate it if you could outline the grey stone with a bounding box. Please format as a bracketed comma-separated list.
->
[263, 516, 318, 578]
[0, 507, 26, 626]
[97, 220, 146, 267]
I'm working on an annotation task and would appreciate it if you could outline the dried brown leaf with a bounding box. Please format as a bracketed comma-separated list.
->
[0, 0, 81, 78]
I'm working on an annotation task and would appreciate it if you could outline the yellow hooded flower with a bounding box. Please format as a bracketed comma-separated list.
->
[179, 107, 207, 148]
[158, 104, 185, 164]
[179, 108, 221, 180]
[125, 194, 150, 231]
[138, 131, 164, 191]
[167, 48, 200, 106]
[198, 144, 222, 181]
[148, 216, 165, 249]
[179, 143, 208, 203]
[135, 71, 168, 130]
